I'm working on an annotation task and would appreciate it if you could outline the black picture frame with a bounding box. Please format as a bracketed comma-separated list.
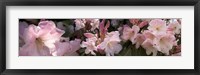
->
[0, 0, 200, 75]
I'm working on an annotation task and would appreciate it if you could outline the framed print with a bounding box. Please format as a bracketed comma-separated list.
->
[0, 0, 200, 75]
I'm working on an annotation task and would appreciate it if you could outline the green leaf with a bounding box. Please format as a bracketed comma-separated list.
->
[118, 41, 150, 56]
[62, 20, 74, 25]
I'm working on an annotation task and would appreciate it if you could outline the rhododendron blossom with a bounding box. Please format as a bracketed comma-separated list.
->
[75, 19, 86, 30]
[81, 33, 98, 55]
[135, 34, 145, 49]
[121, 25, 140, 44]
[142, 39, 158, 56]
[53, 37, 81, 56]
[90, 19, 100, 31]
[148, 19, 167, 35]
[167, 21, 181, 34]
[20, 21, 65, 56]
[19, 21, 29, 47]
[19, 19, 181, 56]
[98, 31, 122, 56]
[153, 33, 176, 55]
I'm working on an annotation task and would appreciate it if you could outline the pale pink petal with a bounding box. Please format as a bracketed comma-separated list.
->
[111, 42, 122, 54]
[20, 21, 66, 56]
[149, 19, 165, 27]
[143, 30, 155, 40]
[53, 41, 71, 56]
[148, 19, 167, 34]
[153, 33, 176, 55]
[97, 38, 108, 50]
[69, 39, 81, 51]
[90, 19, 100, 31]
[84, 33, 95, 38]
[38, 21, 56, 37]
[167, 21, 181, 34]
[121, 25, 132, 41]
[75, 19, 86, 30]
[42, 28, 65, 41]
[81, 41, 89, 48]
[135, 34, 145, 49]
[23, 25, 38, 44]
[104, 42, 122, 56]
[130, 35, 137, 44]
[132, 25, 140, 32]
[43, 40, 56, 54]
[19, 21, 29, 38]
[20, 43, 51, 56]
[53, 38, 80, 56]
[142, 39, 158, 56]
[129, 25, 140, 44]
[107, 31, 121, 42]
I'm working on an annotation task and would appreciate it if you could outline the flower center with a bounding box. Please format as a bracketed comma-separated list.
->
[107, 42, 113, 48]
[35, 38, 44, 50]
[156, 27, 160, 31]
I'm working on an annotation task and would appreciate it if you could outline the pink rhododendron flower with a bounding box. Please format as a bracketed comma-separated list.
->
[142, 30, 155, 40]
[148, 19, 167, 35]
[121, 25, 140, 44]
[142, 29, 176, 55]
[153, 33, 176, 55]
[74, 19, 99, 31]
[74, 19, 86, 30]
[167, 21, 181, 34]
[141, 30, 158, 55]
[19, 19, 181, 56]
[141, 39, 158, 56]
[19, 21, 29, 47]
[19, 21, 29, 38]
[135, 34, 145, 49]
[81, 33, 98, 55]
[53, 37, 81, 56]
[90, 19, 100, 31]
[19, 21, 65, 56]
[98, 31, 122, 56]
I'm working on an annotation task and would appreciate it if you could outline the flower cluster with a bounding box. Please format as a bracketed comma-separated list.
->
[19, 20, 81, 56]
[19, 19, 181, 56]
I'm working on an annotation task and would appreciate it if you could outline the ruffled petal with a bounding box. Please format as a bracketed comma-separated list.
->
[23, 25, 38, 44]
[19, 21, 29, 38]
